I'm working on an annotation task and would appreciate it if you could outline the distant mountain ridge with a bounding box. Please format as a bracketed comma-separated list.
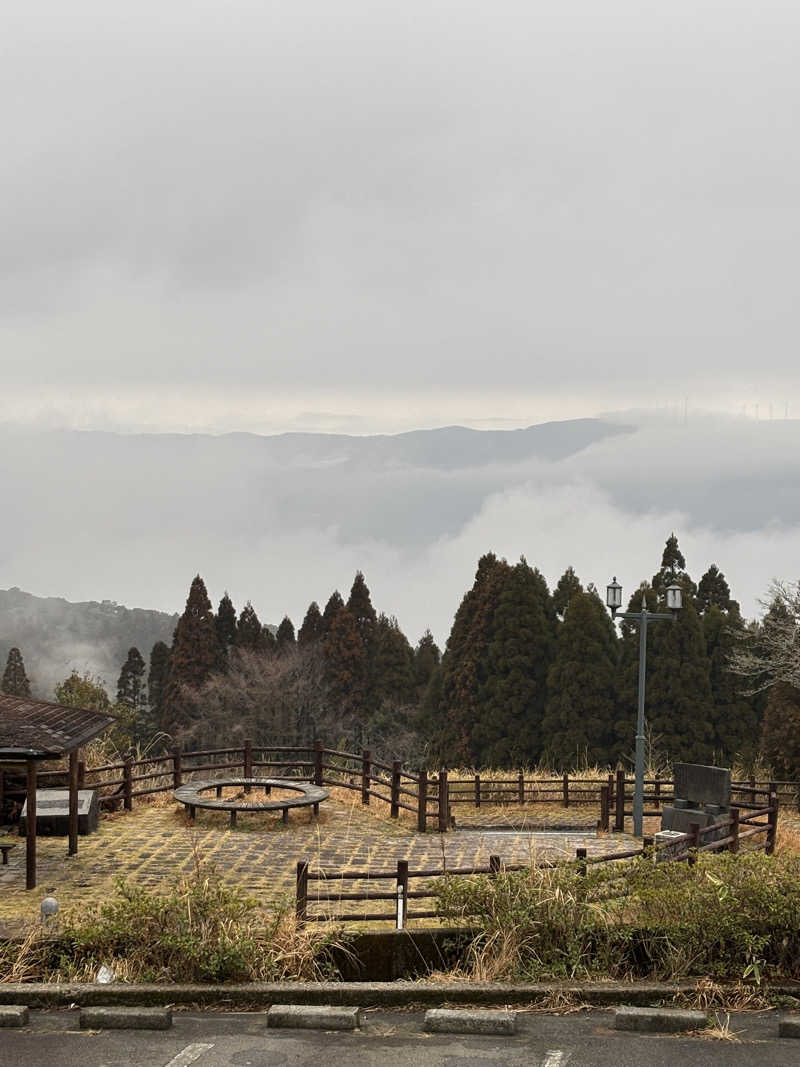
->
[0, 587, 178, 702]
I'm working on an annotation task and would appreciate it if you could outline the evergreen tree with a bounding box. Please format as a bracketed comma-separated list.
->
[616, 572, 713, 765]
[413, 630, 441, 697]
[374, 614, 416, 705]
[321, 591, 345, 636]
[163, 575, 221, 735]
[276, 616, 296, 653]
[433, 553, 505, 764]
[652, 532, 696, 598]
[696, 565, 734, 614]
[347, 572, 377, 642]
[760, 683, 800, 777]
[1, 647, 31, 697]
[297, 602, 323, 647]
[471, 558, 556, 765]
[541, 589, 618, 768]
[215, 593, 238, 658]
[148, 641, 171, 733]
[324, 605, 368, 724]
[117, 647, 146, 709]
[553, 567, 582, 618]
[237, 601, 264, 650]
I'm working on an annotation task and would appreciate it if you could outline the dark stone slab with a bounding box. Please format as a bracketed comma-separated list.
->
[19, 789, 99, 836]
[615, 1006, 707, 1032]
[673, 763, 731, 808]
[660, 806, 718, 834]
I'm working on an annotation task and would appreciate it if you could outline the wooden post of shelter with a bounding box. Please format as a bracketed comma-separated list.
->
[68, 749, 79, 856]
[26, 759, 37, 891]
[417, 770, 428, 833]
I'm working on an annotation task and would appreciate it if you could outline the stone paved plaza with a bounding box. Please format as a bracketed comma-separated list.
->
[0, 792, 637, 930]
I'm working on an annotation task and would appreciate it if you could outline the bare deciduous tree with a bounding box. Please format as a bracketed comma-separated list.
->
[728, 580, 800, 692]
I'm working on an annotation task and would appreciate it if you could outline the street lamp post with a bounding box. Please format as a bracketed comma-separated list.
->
[606, 577, 683, 837]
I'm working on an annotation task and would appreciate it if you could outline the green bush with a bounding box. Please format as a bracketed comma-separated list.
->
[1, 869, 343, 984]
[434, 852, 800, 982]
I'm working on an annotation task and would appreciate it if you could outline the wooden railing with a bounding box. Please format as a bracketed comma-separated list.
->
[295, 791, 779, 928]
[0, 744, 795, 836]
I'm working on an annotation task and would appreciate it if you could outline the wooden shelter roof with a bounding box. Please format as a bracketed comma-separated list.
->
[0, 694, 115, 760]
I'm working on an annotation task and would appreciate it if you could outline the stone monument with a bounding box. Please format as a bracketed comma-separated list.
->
[660, 763, 731, 838]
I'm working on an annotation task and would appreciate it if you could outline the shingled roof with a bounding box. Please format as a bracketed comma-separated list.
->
[0, 694, 115, 759]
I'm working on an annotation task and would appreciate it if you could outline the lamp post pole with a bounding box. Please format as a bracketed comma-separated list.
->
[606, 578, 682, 838]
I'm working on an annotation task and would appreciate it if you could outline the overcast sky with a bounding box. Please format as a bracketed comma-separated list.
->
[2, 1, 799, 433]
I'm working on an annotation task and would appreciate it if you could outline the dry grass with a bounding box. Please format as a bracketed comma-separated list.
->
[673, 978, 774, 1013]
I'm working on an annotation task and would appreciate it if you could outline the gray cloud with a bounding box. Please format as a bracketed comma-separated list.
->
[2, 1, 800, 407]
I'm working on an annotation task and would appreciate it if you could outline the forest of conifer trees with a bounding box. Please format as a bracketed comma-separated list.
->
[2, 534, 796, 774]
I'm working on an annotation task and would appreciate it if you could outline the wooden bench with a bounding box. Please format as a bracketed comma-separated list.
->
[0, 843, 16, 865]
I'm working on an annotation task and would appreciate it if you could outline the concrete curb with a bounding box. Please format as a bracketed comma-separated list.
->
[0, 980, 797, 1010]
[0, 1004, 29, 1026]
[615, 1005, 707, 1033]
[79, 1006, 173, 1030]
[779, 1014, 800, 1038]
[424, 1008, 517, 1035]
[267, 1005, 362, 1030]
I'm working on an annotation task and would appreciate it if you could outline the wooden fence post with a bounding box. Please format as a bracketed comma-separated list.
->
[314, 739, 324, 787]
[576, 846, 587, 877]
[600, 784, 609, 831]
[417, 770, 428, 833]
[243, 739, 253, 792]
[518, 770, 525, 806]
[614, 769, 625, 832]
[796, 780, 800, 815]
[396, 860, 409, 929]
[361, 750, 371, 806]
[172, 750, 182, 789]
[123, 756, 133, 812]
[438, 769, 449, 833]
[562, 772, 569, 809]
[749, 774, 756, 806]
[654, 773, 661, 810]
[489, 854, 501, 877]
[688, 821, 701, 866]
[296, 861, 308, 926]
[729, 807, 740, 854]
[390, 760, 401, 818]
[475, 773, 481, 808]
[767, 790, 778, 855]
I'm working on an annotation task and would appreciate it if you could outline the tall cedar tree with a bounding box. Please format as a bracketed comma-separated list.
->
[553, 567, 582, 617]
[236, 602, 264, 650]
[696, 565, 732, 613]
[324, 605, 368, 725]
[148, 641, 171, 733]
[373, 614, 416, 705]
[346, 571, 378, 707]
[760, 683, 800, 777]
[470, 559, 556, 765]
[276, 616, 296, 652]
[215, 593, 238, 659]
[297, 602, 323, 647]
[432, 553, 504, 764]
[702, 603, 760, 762]
[617, 542, 713, 764]
[541, 589, 618, 768]
[321, 591, 345, 636]
[117, 647, 146, 708]
[163, 575, 220, 735]
[413, 630, 440, 698]
[1, 647, 31, 697]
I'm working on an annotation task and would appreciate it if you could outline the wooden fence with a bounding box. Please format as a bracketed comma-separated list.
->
[0, 742, 795, 835]
[296, 793, 779, 928]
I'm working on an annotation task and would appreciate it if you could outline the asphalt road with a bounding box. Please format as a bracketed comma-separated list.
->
[0, 1009, 794, 1067]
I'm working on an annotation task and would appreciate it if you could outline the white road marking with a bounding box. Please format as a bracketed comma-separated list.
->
[543, 1052, 569, 1067]
[163, 1043, 215, 1067]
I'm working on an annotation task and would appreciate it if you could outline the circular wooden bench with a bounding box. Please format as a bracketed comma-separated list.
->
[173, 778, 329, 827]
